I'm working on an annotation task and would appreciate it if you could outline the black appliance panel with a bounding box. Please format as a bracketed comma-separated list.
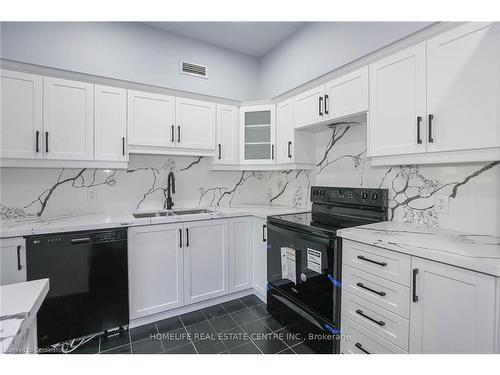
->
[26, 228, 129, 347]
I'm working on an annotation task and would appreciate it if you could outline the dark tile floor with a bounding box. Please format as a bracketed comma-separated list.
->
[62, 294, 314, 354]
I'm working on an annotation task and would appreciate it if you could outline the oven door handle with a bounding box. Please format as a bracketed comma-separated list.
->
[266, 222, 331, 241]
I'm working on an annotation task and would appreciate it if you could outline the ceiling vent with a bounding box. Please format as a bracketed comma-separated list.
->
[180, 61, 208, 79]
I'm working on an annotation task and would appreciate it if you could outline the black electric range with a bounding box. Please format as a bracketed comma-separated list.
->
[266, 186, 388, 354]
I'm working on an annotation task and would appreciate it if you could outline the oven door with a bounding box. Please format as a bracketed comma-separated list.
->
[267, 222, 340, 324]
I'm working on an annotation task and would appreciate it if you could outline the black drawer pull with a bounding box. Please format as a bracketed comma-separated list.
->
[416, 116, 422, 144]
[355, 342, 370, 354]
[179, 228, 183, 248]
[36, 131, 40, 153]
[412, 268, 419, 302]
[218, 144, 222, 160]
[324, 94, 329, 115]
[318, 96, 323, 116]
[178, 125, 181, 143]
[16, 245, 22, 271]
[262, 224, 267, 242]
[271, 145, 274, 160]
[122, 137, 125, 155]
[356, 309, 385, 326]
[288, 141, 292, 158]
[186, 228, 189, 247]
[45, 131, 49, 153]
[171, 125, 174, 142]
[356, 282, 386, 297]
[357, 255, 387, 267]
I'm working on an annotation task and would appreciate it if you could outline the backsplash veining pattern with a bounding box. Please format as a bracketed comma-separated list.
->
[1, 123, 498, 235]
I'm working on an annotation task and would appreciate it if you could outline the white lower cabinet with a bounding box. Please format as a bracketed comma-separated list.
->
[341, 239, 500, 354]
[228, 217, 253, 293]
[409, 257, 497, 354]
[0, 237, 27, 286]
[128, 224, 184, 320]
[252, 217, 268, 297]
[183, 219, 228, 304]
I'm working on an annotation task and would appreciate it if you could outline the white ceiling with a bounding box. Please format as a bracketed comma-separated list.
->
[144, 22, 305, 57]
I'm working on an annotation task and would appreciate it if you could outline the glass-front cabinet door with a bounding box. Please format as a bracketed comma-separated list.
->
[239, 104, 276, 164]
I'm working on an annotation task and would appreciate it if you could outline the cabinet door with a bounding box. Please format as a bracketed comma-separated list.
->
[252, 218, 268, 297]
[368, 43, 427, 157]
[43, 77, 94, 160]
[94, 85, 127, 162]
[240, 105, 276, 164]
[324, 67, 368, 120]
[427, 22, 500, 152]
[228, 217, 253, 293]
[0, 70, 43, 159]
[128, 224, 184, 320]
[176, 98, 216, 150]
[293, 85, 325, 129]
[409, 258, 496, 353]
[184, 219, 228, 304]
[128, 90, 176, 148]
[0, 237, 27, 286]
[276, 99, 294, 164]
[215, 104, 239, 164]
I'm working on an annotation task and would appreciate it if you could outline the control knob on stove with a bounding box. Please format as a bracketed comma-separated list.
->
[361, 192, 368, 200]
[371, 193, 378, 200]
[319, 190, 325, 196]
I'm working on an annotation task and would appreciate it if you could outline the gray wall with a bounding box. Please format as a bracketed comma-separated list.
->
[0, 22, 261, 101]
[258, 22, 433, 99]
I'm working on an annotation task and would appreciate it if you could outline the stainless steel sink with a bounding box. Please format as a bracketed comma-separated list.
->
[132, 211, 176, 219]
[171, 209, 214, 215]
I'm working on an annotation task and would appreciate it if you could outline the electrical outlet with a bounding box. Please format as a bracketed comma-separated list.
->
[434, 195, 449, 214]
[88, 188, 97, 202]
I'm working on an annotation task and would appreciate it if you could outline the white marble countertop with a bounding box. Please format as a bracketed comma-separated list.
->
[338, 221, 500, 277]
[0, 205, 309, 238]
[0, 279, 49, 353]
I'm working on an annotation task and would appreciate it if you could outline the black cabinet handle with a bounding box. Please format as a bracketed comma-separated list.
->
[186, 228, 189, 247]
[262, 224, 267, 242]
[177, 126, 181, 143]
[122, 137, 125, 155]
[318, 96, 323, 116]
[355, 343, 370, 354]
[271, 145, 274, 160]
[71, 237, 91, 244]
[428, 114, 434, 143]
[324, 94, 329, 115]
[412, 268, 419, 302]
[16, 245, 22, 271]
[287, 141, 292, 158]
[355, 309, 385, 326]
[179, 228, 183, 248]
[416, 116, 422, 144]
[35, 131, 40, 153]
[356, 282, 386, 297]
[171, 125, 174, 142]
[45, 132, 49, 153]
[218, 144, 222, 160]
[357, 255, 387, 267]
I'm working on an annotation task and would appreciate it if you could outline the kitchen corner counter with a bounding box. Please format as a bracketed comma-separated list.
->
[0, 205, 309, 238]
[337, 221, 500, 277]
[0, 279, 49, 354]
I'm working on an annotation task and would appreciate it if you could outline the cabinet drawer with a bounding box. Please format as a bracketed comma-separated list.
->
[343, 239, 411, 286]
[343, 265, 410, 318]
[341, 317, 407, 354]
[342, 291, 409, 350]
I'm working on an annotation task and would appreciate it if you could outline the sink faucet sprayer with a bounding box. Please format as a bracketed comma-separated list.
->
[166, 172, 175, 210]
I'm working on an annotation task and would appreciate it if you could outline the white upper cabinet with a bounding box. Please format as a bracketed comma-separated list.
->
[0, 70, 43, 159]
[215, 104, 239, 164]
[240, 104, 276, 164]
[368, 42, 427, 157]
[409, 257, 497, 354]
[324, 67, 368, 120]
[94, 85, 127, 162]
[184, 219, 228, 304]
[426, 22, 500, 152]
[276, 98, 315, 165]
[293, 85, 325, 129]
[175, 97, 215, 150]
[128, 90, 176, 149]
[43, 77, 94, 160]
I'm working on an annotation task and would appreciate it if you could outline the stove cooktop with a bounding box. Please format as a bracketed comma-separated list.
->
[268, 212, 344, 237]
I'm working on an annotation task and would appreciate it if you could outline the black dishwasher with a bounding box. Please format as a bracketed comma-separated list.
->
[26, 228, 129, 348]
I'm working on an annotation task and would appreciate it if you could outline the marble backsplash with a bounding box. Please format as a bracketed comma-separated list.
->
[1, 124, 498, 236]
